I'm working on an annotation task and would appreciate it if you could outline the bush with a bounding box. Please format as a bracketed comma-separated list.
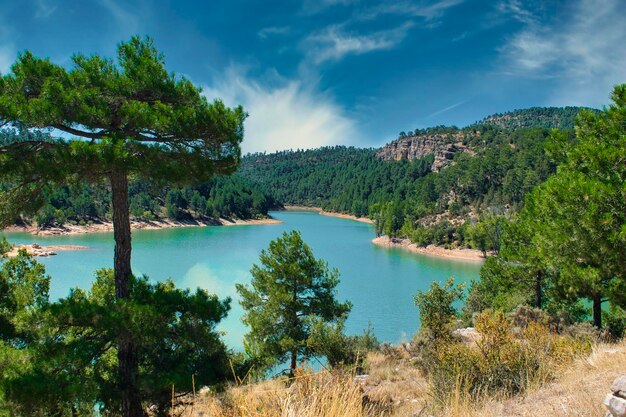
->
[424, 310, 591, 405]
[0, 237, 11, 256]
[414, 277, 464, 342]
[308, 320, 378, 371]
[605, 306, 626, 340]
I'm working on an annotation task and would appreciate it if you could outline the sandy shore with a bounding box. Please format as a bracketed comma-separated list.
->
[283, 205, 374, 224]
[4, 216, 282, 236]
[372, 235, 486, 262]
[6, 243, 89, 258]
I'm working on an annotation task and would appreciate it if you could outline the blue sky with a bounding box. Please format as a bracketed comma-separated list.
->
[1, 0, 624, 153]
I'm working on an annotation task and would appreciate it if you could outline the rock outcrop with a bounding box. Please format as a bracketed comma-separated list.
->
[605, 375, 626, 417]
[375, 131, 472, 172]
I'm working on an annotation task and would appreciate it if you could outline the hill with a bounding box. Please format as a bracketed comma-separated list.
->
[240, 124, 561, 248]
[474, 106, 597, 130]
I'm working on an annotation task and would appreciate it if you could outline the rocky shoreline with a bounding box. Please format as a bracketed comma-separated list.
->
[4, 216, 282, 237]
[6, 243, 89, 258]
[372, 235, 486, 262]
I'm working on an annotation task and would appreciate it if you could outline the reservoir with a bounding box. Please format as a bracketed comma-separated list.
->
[2, 210, 481, 349]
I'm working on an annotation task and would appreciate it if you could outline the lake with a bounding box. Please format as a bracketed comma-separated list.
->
[2, 211, 481, 349]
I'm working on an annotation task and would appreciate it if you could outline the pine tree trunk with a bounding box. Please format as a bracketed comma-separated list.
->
[111, 169, 132, 299]
[290, 351, 297, 377]
[111, 169, 143, 417]
[592, 294, 602, 329]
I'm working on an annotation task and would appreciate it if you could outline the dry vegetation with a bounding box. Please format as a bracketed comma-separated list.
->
[172, 337, 625, 417]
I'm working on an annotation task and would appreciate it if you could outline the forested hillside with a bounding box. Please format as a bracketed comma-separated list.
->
[1, 128, 279, 228]
[240, 109, 582, 248]
[474, 106, 596, 130]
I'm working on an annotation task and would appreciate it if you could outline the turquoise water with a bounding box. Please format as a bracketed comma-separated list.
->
[2, 211, 481, 349]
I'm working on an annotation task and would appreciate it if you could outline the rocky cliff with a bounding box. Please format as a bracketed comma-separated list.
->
[375, 130, 473, 171]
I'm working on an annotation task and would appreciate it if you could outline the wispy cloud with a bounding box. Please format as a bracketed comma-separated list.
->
[258, 25, 291, 39]
[359, 0, 465, 21]
[500, 0, 626, 106]
[301, 0, 359, 15]
[427, 100, 467, 118]
[496, 0, 539, 25]
[34, 0, 57, 19]
[203, 67, 359, 154]
[304, 21, 414, 64]
[96, 0, 141, 35]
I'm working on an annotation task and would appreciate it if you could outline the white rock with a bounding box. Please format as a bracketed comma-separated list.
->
[605, 394, 626, 417]
[612, 375, 626, 398]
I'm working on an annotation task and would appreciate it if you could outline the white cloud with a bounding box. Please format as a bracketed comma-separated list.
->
[203, 68, 358, 154]
[496, 0, 538, 25]
[501, 0, 626, 106]
[427, 100, 467, 118]
[304, 21, 414, 64]
[258, 26, 291, 39]
[301, 0, 358, 15]
[96, 0, 140, 34]
[34, 0, 57, 19]
[359, 0, 465, 21]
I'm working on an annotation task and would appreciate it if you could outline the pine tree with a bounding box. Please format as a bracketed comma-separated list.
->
[236, 231, 351, 376]
[0, 36, 245, 416]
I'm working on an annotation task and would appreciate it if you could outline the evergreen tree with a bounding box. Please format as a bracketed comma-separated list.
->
[236, 231, 351, 376]
[515, 85, 626, 327]
[0, 37, 245, 417]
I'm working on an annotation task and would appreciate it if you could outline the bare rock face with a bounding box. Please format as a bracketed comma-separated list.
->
[375, 131, 474, 172]
[605, 375, 626, 417]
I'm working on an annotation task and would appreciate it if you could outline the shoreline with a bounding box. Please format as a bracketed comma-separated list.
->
[372, 235, 486, 262]
[283, 205, 374, 224]
[3, 216, 282, 237]
[6, 243, 89, 258]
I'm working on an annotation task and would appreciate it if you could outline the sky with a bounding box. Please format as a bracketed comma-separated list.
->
[0, 0, 624, 153]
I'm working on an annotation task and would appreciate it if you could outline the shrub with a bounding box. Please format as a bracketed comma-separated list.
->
[0, 237, 11, 256]
[420, 309, 592, 408]
[414, 277, 465, 342]
[308, 320, 378, 371]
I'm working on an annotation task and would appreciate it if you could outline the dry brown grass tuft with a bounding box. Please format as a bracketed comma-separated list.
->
[177, 339, 625, 417]
[179, 368, 388, 417]
[438, 339, 626, 417]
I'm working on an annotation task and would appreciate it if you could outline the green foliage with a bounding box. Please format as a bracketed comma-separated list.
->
[307, 320, 378, 370]
[0, 35, 246, 416]
[1, 269, 231, 416]
[0, 251, 49, 343]
[240, 126, 558, 245]
[236, 231, 352, 375]
[509, 85, 626, 328]
[425, 310, 591, 404]
[475, 106, 597, 130]
[0, 237, 11, 256]
[414, 277, 464, 342]
[0, 35, 246, 226]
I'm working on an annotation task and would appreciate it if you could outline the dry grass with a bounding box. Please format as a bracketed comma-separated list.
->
[177, 339, 625, 417]
[179, 368, 385, 417]
[438, 339, 626, 417]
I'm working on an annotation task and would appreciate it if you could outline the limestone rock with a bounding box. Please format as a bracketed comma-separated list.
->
[453, 327, 481, 344]
[605, 393, 626, 417]
[612, 375, 626, 398]
[376, 131, 475, 171]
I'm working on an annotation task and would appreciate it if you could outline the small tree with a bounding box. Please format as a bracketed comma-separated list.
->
[236, 231, 351, 376]
[414, 277, 464, 342]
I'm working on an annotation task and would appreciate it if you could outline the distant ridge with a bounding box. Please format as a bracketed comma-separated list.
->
[473, 106, 598, 130]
